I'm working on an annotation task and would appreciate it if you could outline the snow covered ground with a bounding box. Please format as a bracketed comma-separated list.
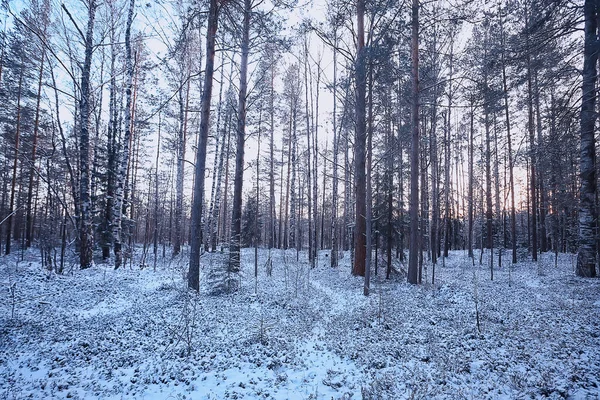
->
[1, 247, 599, 399]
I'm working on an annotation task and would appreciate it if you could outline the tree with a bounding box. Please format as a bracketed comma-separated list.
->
[241, 193, 260, 247]
[499, 5, 517, 264]
[329, 18, 340, 268]
[352, 0, 367, 277]
[112, 0, 136, 269]
[4, 57, 24, 256]
[78, 0, 98, 269]
[576, 0, 599, 278]
[407, 0, 419, 285]
[267, 47, 278, 251]
[24, 0, 50, 249]
[228, 0, 252, 281]
[189, 0, 222, 291]
[172, 10, 195, 257]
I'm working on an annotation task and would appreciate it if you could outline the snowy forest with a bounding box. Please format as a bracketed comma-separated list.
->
[1, 0, 600, 398]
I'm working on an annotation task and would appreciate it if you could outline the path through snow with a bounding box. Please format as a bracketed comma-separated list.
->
[1, 248, 599, 399]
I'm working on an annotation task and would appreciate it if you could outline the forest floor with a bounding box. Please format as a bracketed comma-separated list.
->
[1, 246, 600, 399]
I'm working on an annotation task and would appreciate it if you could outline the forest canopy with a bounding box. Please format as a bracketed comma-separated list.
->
[0, 0, 596, 286]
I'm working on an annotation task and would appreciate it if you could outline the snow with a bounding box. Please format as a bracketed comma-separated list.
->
[1, 248, 600, 399]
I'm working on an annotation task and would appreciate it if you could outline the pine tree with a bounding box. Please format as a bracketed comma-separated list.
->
[576, 0, 599, 278]
[189, 0, 221, 291]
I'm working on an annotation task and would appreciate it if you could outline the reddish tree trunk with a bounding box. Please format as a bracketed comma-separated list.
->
[353, 0, 367, 277]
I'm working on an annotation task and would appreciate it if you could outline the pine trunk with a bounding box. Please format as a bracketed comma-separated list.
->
[467, 100, 475, 260]
[534, 72, 548, 253]
[577, 0, 599, 278]
[313, 60, 320, 259]
[353, 0, 367, 276]
[189, 0, 220, 290]
[153, 112, 161, 270]
[485, 100, 493, 280]
[25, 52, 45, 248]
[213, 105, 232, 251]
[493, 116, 502, 268]
[228, 0, 251, 278]
[430, 115, 439, 267]
[5, 67, 23, 255]
[269, 63, 276, 250]
[173, 77, 190, 256]
[364, 64, 373, 295]
[525, 12, 538, 262]
[303, 39, 314, 266]
[407, 0, 419, 284]
[500, 20, 517, 264]
[289, 111, 297, 251]
[206, 55, 225, 252]
[386, 92, 393, 278]
[330, 42, 339, 267]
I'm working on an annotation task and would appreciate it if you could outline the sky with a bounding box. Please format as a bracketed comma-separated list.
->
[2, 0, 540, 216]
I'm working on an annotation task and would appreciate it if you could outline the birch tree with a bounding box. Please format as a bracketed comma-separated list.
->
[112, 0, 135, 269]
[78, 0, 98, 269]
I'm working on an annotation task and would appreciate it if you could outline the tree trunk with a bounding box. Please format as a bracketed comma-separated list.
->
[278, 130, 286, 250]
[214, 101, 233, 251]
[534, 72, 548, 253]
[331, 41, 339, 267]
[577, 0, 599, 278]
[344, 81, 351, 254]
[228, 0, 251, 279]
[303, 38, 314, 267]
[173, 76, 190, 256]
[500, 17, 517, 264]
[364, 64, 373, 295]
[25, 50, 45, 249]
[398, 92, 405, 263]
[289, 110, 297, 251]
[50, 63, 79, 235]
[0, 155, 7, 255]
[255, 108, 262, 288]
[0, 26, 4, 85]
[189, 0, 220, 290]
[485, 96, 493, 280]
[313, 56, 321, 259]
[386, 92, 393, 278]
[320, 143, 327, 250]
[102, 33, 118, 260]
[525, 11, 538, 262]
[112, 0, 135, 270]
[283, 114, 292, 250]
[419, 122, 428, 282]
[353, 0, 367, 276]
[206, 54, 225, 252]
[77, 1, 97, 269]
[468, 99, 474, 261]
[493, 115, 502, 269]
[443, 34, 455, 262]
[91, 50, 104, 248]
[408, 0, 419, 284]
[5, 66, 23, 255]
[269, 58, 277, 250]
[443, 111, 451, 261]
[153, 112, 161, 270]
[430, 112, 439, 268]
